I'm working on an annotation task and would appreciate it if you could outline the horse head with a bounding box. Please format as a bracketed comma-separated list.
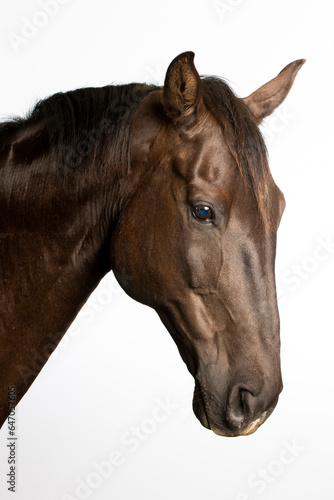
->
[111, 52, 304, 437]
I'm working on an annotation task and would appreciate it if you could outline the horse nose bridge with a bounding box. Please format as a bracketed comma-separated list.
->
[224, 238, 279, 317]
[194, 322, 281, 385]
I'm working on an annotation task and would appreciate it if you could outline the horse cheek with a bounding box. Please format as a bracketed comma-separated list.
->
[185, 234, 223, 290]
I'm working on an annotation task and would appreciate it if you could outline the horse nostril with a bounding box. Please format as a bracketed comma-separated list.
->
[226, 387, 256, 430]
[226, 382, 281, 434]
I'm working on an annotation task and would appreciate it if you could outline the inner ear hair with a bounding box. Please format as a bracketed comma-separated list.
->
[163, 52, 202, 126]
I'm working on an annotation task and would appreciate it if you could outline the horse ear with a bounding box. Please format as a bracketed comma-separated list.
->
[243, 59, 306, 124]
[163, 51, 202, 128]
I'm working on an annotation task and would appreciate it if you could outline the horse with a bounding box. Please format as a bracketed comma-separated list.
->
[0, 52, 304, 437]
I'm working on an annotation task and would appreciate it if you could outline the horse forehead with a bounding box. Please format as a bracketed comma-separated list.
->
[173, 125, 235, 183]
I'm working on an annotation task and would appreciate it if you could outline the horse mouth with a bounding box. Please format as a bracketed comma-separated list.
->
[192, 382, 211, 431]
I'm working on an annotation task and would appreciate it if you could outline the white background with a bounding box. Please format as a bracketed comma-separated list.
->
[0, 1, 333, 499]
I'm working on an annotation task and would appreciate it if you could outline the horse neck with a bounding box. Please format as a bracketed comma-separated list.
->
[0, 82, 156, 304]
[0, 83, 155, 423]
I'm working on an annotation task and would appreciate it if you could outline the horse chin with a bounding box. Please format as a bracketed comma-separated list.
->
[193, 399, 238, 437]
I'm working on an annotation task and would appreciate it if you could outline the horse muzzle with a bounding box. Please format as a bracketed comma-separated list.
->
[192, 377, 282, 437]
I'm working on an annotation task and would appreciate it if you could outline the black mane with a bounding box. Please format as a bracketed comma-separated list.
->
[0, 83, 157, 175]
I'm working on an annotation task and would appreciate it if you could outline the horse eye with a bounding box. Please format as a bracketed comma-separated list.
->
[192, 204, 214, 221]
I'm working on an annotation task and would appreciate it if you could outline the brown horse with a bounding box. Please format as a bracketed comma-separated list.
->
[0, 52, 304, 437]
